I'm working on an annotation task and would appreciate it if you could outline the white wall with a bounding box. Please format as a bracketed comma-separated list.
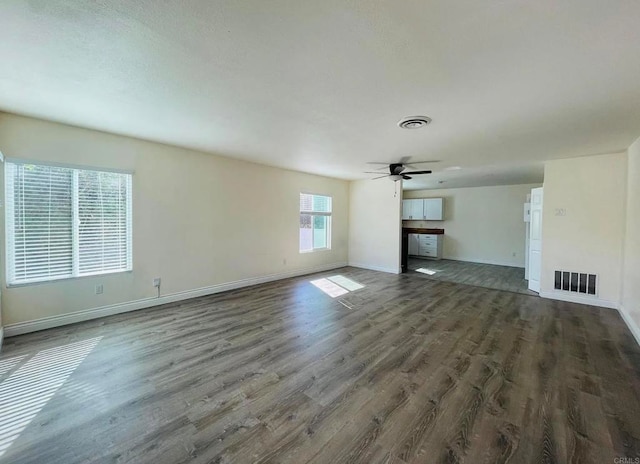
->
[403, 184, 539, 267]
[622, 137, 640, 338]
[348, 179, 402, 273]
[541, 152, 627, 307]
[0, 113, 349, 327]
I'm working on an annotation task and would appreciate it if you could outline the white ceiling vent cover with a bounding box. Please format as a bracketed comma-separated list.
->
[398, 116, 432, 129]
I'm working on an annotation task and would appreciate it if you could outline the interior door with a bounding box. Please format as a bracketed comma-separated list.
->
[528, 187, 543, 293]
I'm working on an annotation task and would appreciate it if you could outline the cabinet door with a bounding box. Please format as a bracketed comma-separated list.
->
[402, 200, 412, 220]
[424, 198, 443, 220]
[408, 234, 419, 255]
[410, 199, 424, 220]
[403, 199, 422, 220]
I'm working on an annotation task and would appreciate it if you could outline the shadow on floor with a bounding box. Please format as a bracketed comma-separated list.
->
[407, 258, 538, 296]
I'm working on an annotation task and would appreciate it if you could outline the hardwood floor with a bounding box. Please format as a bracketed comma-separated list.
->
[408, 258, 536, 295]
[1, 267, 639, 463]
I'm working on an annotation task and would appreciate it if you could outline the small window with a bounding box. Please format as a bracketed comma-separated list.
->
[300, 193, 332, 252]
[5, 161, 132, 285]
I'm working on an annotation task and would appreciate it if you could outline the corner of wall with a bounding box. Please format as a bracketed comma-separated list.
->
[620, 135, 640, 343]
[619, 305, 640, 347]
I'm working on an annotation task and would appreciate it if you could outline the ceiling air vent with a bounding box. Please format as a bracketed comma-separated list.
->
[398, 116, 432, 129]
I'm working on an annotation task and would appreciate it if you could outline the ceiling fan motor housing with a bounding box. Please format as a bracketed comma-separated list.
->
[390, 163, 405, 175]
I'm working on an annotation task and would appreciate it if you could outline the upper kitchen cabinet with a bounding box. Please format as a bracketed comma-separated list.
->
[402, 199, 424, 220]
[402, 198, 444, 221]
[424, 198, 444, 220]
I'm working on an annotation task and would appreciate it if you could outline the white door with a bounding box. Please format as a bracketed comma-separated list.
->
[528, 188, 543, 292]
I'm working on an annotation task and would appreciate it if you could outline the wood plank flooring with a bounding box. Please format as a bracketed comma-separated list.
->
[1, 267, 639, 463]
[408, 258, 536, 295]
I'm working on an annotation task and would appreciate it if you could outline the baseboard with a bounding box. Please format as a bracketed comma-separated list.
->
[539, 290, 619, 310]
[618, 306, 640, 347]
[0, 327, 4, 352]
[348, 262, 401, 274]
[4, 261, 348, 337]
[444, 257, 525, 269]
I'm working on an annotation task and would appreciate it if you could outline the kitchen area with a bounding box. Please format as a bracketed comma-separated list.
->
[401, 186, 536, 295]
[401, 197, 445, 272]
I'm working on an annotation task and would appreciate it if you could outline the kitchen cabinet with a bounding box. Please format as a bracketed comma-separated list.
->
[408, 233, 443, 259]
[402, 199, 424, 220]
[424, 198, 443, 220]
[402, 198, 444, 221]
[408, 233, 420, 255]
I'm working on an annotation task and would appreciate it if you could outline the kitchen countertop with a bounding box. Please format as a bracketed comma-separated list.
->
[402, 228, 445, 235]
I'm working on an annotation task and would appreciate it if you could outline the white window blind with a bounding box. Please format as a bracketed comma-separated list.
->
[5, 162, 132, 285]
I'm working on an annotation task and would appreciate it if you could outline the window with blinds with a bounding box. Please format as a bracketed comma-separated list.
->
[5, 162, 132, 285]
[300, 193, 332, 252]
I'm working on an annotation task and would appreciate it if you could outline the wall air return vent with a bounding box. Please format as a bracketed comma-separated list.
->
[554, 271, 597, 295]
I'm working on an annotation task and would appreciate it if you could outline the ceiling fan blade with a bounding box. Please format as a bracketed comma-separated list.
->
[370, 175, 389, 180]
[404, 160, 440, 164]
[402, 170, 432, 175]
[399, 156, 412, 165]
[366, 162, 392, 165]
[364, 171, 387, 174]
[402, 175, 412, 180]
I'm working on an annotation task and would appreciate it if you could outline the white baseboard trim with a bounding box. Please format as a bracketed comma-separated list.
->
[443, 257, 525, 269]
[0, 327, 4, 352]
[348, 262, 401, 274]
[618, 306, 640, 347]
[539, 290, 620, 310]
[4, 261, 348, 337]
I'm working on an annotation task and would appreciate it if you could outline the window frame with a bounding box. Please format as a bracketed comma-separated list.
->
[4, 159, 133, 287]
[299, 193, 332, 253]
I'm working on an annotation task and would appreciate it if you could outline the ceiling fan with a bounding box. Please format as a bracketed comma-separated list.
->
[365, 157, 439, 181]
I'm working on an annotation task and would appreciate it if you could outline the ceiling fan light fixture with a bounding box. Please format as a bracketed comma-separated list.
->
[389, 174, 403, 182]
[398, 116, 432, 129]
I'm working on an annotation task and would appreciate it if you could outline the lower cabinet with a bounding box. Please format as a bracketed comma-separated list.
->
[408, 234, 443, 259]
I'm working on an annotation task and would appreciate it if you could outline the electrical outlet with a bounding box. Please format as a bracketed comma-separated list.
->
[95, 284, 103, 295]
[153, 278, 161, 288]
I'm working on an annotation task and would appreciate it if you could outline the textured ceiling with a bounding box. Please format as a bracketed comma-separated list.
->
[1, 1, 639, 189]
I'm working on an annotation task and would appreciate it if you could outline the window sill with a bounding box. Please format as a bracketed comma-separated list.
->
[7, 269, 133, 288]
[299, 248, 332, 254]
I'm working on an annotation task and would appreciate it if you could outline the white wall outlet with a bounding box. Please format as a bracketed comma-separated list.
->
[555, 208, 567, 216]
[153, 278, 161, 288]
[95, 284, 103, 295]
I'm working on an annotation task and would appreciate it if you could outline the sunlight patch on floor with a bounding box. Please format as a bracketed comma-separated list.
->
[0, 336, 102, 457]
[310, 275, 365, 298]
[327, 275, 364, 291]
[0, 355, 27, 377]
[416, 268, 438, 275]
